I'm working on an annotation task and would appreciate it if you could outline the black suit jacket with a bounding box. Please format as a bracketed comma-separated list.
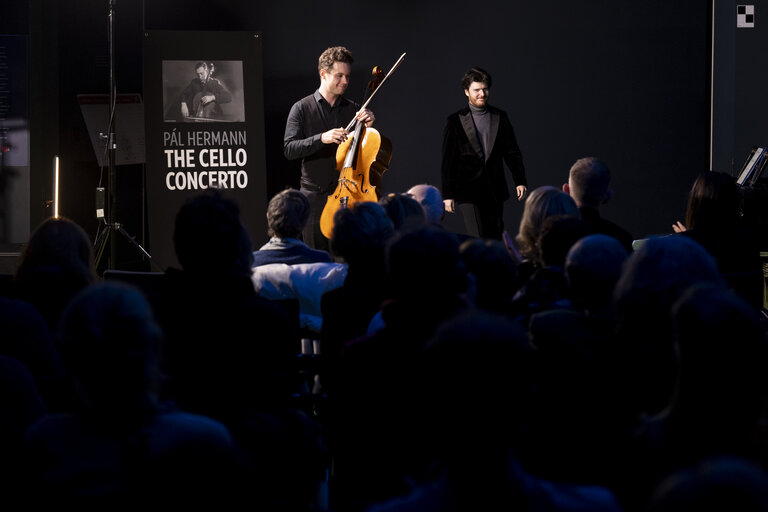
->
[441, 105, 527, 204]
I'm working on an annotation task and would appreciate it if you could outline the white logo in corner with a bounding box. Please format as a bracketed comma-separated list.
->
[738, 5, 755, 28]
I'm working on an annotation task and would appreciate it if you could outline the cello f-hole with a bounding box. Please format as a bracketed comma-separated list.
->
[358, 172, 369, 193]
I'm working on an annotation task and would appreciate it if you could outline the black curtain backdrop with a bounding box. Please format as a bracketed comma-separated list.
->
[21, 0, 710, 268]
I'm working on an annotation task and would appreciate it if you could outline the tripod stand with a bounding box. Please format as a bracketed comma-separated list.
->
[94, 0, 161, 272]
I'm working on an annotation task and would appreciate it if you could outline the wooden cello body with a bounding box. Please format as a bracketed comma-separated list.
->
[319, 121, 392, 239]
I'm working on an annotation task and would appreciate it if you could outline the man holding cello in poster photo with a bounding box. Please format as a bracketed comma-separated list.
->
[179, 61, 232, 121]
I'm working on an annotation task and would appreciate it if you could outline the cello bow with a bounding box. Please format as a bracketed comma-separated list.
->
[344, 52, 406, 132]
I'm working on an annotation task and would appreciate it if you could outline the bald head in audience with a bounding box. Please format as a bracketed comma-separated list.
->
[407, 184, 445, 226]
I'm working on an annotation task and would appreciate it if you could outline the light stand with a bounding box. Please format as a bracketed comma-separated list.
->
[94, 0, 161, 272]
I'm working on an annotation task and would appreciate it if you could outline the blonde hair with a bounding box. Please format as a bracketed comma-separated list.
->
[515, 186, 579, 261]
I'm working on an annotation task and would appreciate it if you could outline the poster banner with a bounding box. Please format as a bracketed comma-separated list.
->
[143, 31, 267, 270]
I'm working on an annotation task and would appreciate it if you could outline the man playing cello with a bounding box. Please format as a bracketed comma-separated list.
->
[179, 61, 231, 121]
[284, 46, 375, 251]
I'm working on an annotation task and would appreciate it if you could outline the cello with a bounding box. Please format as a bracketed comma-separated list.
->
[319, 53, 406, 239]
[191, 90, 218, 119]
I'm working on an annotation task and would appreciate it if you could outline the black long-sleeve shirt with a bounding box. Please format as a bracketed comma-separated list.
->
[284, 90, 358, 191]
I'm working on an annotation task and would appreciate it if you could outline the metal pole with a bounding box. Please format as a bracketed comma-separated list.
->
[107, 0, 117, 269]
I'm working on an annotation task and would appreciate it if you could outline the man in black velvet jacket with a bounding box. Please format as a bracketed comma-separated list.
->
[441, 67, 528, 240]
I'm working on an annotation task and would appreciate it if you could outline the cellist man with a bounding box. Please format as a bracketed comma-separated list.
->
[284, 46, 375, 251]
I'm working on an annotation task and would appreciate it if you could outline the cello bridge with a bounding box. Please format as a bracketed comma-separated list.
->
[338, 177, 359, 193]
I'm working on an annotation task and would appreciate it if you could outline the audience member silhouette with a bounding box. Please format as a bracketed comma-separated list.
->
[23, 282, 244, 505]
[369, 310, 623, 512]
[154, 189, 298, 412]
[406, 183, 445, 226]
[320, 201, 394, 388]
[252, 188, 332, 267]
[0, 294, 70, 412]
[563, 157, 634, 252]
[409, 182, 475, 243]
[625, 284, 768, 509]
[523, 234, 630, 489]
[13, 167, 765, 511]
[150, 190, 324, 510]
[612, 235, 723, 424]
[563, 233, 629, 316]
[0, 354, 45, 498]
[13, 216, 98, 334]
[458, 237, 518, 314]
[9, 216, 95, 412]
[508, 214, 590, 323]
[511, 185, 580, 289]
[672, 170, 763, 310]
[326, 226, 469, 512]
[378, 192, 427, 233]
[645, 457, 768, 512]
[536, 214, 592, 269]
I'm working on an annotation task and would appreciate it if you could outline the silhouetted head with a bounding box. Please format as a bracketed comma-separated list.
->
[330, 201, 394, 268]
[671, 283, 768, 417]
[15, 216, 97, 290]
[516, 186, 580, 262]
[420, 309, 533, 460]
[612, 235, 724, 414]
[266, 188, 310, 239]
[387, 226, 465, 302]
[460, 237, 518, 312]
[684, 171, 741, 231]
[648, 457, 768, 512]
[173, 190, 253, 276]
[536, 214, 591, 268]
[406, 184, 445, 225]
[565, 234, 628, 312]
[567, 157, 613, 208]
[614, 235, 722, 321]
[57, 281, 163, 412]
[378, 192, 427, 232]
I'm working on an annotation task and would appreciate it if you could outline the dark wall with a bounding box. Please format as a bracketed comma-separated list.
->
[713, 0, 768, 175]
[24, 0, 711, 268]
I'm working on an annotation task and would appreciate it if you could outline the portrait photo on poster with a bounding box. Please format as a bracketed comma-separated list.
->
[162, 60, 245, 123]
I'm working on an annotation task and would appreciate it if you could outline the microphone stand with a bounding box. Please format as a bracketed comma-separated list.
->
[94, 0, 161, 272]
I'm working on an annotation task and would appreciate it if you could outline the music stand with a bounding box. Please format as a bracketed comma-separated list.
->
[93, 0, 161, 272]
